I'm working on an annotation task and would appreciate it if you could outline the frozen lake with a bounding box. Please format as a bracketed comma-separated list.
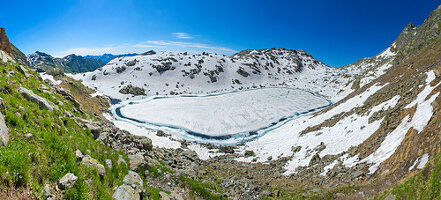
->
[112, 87, 331, 145]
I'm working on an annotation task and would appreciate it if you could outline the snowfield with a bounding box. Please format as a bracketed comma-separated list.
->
[113, 87, 330, 144]
[68, 45, 410, 174]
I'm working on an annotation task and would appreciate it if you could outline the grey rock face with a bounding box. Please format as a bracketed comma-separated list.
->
[58, 173, 78, 190]
[18, 87, 58, 112]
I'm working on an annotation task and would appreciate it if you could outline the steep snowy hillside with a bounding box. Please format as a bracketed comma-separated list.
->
[72, 47, 395, 102]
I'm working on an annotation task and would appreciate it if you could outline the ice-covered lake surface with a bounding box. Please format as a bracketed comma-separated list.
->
[112, 87, 331, 145]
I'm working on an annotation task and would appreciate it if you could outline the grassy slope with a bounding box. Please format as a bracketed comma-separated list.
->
[0, 61, 129, 199]
[0, 61, 226, 199]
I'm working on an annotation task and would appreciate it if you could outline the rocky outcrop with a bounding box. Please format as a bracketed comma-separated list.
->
[18, 87, 58, 112]
[118, 84, 146, 96]
[0, 28, 14, 60]
[0, 111, 8, 146]
[81, 155, 106, 176]
[113, 171, 143, 200]
[395, 5, 441, 61]
[16, 65, 30, 78]
[0, 28, 28, 65]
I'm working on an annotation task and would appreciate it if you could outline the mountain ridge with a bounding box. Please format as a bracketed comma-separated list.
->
[28, 51, 106, 73]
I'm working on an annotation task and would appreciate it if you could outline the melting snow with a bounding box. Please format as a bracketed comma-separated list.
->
[361, 71, 439, 174]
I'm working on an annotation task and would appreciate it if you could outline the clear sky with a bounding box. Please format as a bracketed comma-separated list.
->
[1, 0, 440, 66]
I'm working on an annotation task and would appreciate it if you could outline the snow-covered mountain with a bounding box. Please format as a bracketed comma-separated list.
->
[28, 51, 106, 73]
[72, 47, 395, 102]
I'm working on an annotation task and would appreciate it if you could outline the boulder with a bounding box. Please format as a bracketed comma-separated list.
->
[0, 97, 6, 114]
[113, 184, 138, 200]
[17, 65, 30, 78]
[18, 87, 58, 112]
[0, 112, 8, 146]
[112, 171, 143, 200]
[159, 191, 171, 200]
[82, 155, 106, 176]
[58, 173, 77, 190]
[128, 153, 147, 172]
[75, 149, 84, 159]
[137, 136, 153, 151]
[123, 171, 143, 189]
[85, 123, 101, 139]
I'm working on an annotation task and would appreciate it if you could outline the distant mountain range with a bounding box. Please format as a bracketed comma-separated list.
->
[27, 51, 106, 73]
[28, 50, 157, 73]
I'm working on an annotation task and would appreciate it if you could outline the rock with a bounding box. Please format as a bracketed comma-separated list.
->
[113, 184, 139, 200]
[261, 190, 271, 196]
[25, 133, 32, 139]
[106, 159, 113, 169]
[123, 171, 143, 189]
[244, 150, 255, 157]
[119, 84, 146, 96]
[351, 170, 364, 178]
[18, 87, 58, 112]
[82, 155, 106, 176]
[145, 156, 160, 167]
[75, 149, 84, 159]
[156, 130, 168, 137]
[309, 153, 320, 166]
[46, 68, 64, 77]
[118, 155, 127, 166]
[58, 173, 78, 190]
[112, 171, 143, 200]
[0, 97, 6, 114]
[0, 112, 8, 146]
[171, 191, 184, 200]
[138, 136, 153, 151]
[85, 123, 101, 139]
[385, 193, 396, 200]
[17, 65, 30, 78]
[159, 191, 171, 200]
[44, 184, 53, 198]
[128, 153, 147, 172]
[291, 145, 301, 153]
[219, 146, 235, 154]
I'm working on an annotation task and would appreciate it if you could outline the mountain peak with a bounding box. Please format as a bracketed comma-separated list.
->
[0, 27, 14, 59]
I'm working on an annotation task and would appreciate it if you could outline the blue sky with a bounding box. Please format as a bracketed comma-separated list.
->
[1, 0, 440, 66]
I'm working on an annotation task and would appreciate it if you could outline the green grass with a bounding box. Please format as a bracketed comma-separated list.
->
[374, 149, 441, 200]
[0, 62, 129, 199]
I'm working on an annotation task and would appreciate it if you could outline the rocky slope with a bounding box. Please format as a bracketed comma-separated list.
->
[69, 4, 441, 200]
[28, 51, 106, 73]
